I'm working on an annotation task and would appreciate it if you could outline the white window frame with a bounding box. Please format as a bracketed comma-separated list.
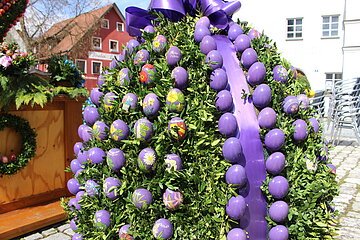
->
[101, 19, 109, 29]
[109, 40, 119, 52]
[287, 18, 303, 40]
[325, 72, 342, 91]
[117, 22, 124, 32]
[322, 15, 339, 38]
[75, 59, 87, 74]
[92, 37, 102, 50]
[91, 61, 102, 75]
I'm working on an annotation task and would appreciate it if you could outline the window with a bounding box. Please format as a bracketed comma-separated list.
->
[109, 40, 119, 52]
[117, 22, 124, 32]
[75, 59, 86, 74]
[92, 37, 102, 50]
[92, 61, 102, 74]
[101, 19, 109, 29]
[287, 18, 303, 39]
[325, 72, 342, 91]
[322, 15, 339, 37]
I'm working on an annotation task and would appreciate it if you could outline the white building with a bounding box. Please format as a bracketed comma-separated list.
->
[234, 0, 360, 91]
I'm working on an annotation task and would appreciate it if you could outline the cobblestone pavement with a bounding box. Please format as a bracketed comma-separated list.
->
[15, 138, 360, 240]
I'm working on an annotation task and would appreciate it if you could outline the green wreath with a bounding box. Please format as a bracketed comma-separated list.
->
[0, 113, 37, 176]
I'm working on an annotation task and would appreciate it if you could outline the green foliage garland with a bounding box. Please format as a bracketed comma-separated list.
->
[0, 0, 28, 40]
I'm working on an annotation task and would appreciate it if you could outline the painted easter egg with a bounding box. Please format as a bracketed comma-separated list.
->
[70, 159, 82, 174]
[67, 178, 80, 195]
[216, 90, 233, 112]
[268, 176, 289, 199]
[210, 68, 228, 91]
[194, 25, 211, 42]
[134, 118, 153, 142]
[119, 224, 134, 240]
[77, 150, 88, 164]
[168, 117, 187, 140]
[297, 94, 310, 109]
[107, 148, 126, 171]
[163, 188, 183, 210]
[206, 50, 223, 70]
[241, 48, 258, 69]
[83, 106, 99, 126]
[166, 46, 182, 66]
[76, 191, 85, 201]
[144, 25, 155, 33]
[166, 88, 185, 112]
[171, 66, 188, 89]
[132, 188, 153, 209]
[269, 225, 289, 240]
[228, 23, 243, 41]
[152, 218, 173, 239]
[85, 180, 99, 197]
[309, 117, 319, 133]
[138, 148, 157, 171]
[152, 35, 167, 52]
[70, 219, 77, 231]
[104, 92, 117, 111]
[143, 93, 161, 117]
[234, 34, 251, 53]
[72, 233, 83, 240]
[227, 228, 247, 240]
[92, 121, 109, 140]
[226, 164, 247, 188]
[77, 124, 86, 138]
[122, 93, 138, 112]
[283, 96, 299, 114]
[68, 198, 81, 211]
[293, 119, 308, 141]
[165, 154, 183, 171]
[126, 39, 139, 53]
[103, 177, 121, 200]
[97, 74, 105, 87]
[247, 62, 266, 85]
[196, 16, 210, 28]
[110, 119, 130, 141]
[269, 201, 289, 223]
[90, 88, 103, 106]
[266, 152, 286, 175]
[252, 84, 272, 109]
[273, 65, 289, 83]
[200, 35, 217, 54]
[226, 195, 246, 220]
[248, 29, 261, 40]
[258, 107, 277, 129]
[117, 68, 130, 86]
[222, 137, 242, 163]
[94, 210, 111, 229]
[73, 142, 83, 156]
[139, 64, 156, 85]
[265, 129, 285, 151]
[218, 113, 238, 137]
[80, 125, 92, 142]
[134, 49, 150, 65]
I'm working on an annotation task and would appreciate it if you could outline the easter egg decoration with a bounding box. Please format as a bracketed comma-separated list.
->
[152, 218, 173, 239]
[90, 88, 103, 106]
[166, 88, 185, 113]
[166, 46, 182, 66]
[273, 65, 289, 83]
[165, 153, 183, 170]
[265, 129, 286, 151]
[85, 180, 100, 197]
[168, 117, 187, 141]
[248, 28, 261, 40]
[139, 64, 156, 85]
[103, 177, 121, 200]
[293, 119, 308, 141]
[132, 188, 153, 209]
[122, 93, 138, 112]
[266, 152, 286, 175]
[269, 225, 289, 240]
[143, 93, 161, 117]
[152, 35, 167, 52]
[309, 117, 320, 133]
[225, 164, 247, 188]
[171, 66, 188, 89]
[119, 224, 134, 240]
[241, 48, 258, 69]
[138, 147, 157, 171]
[218, 113, 238, 137]
[73, 142, 83, 156]
[226, 195, 246, 220]
[68, 198, 81, 211]
[194, 25, 211, 42]
[227, 228, 247, 240]
[77, 150, 88, 164]
[72, 233, 83, 240]
[196, 16, 210, 28]
[134, 118, 153, 142]
[103, 92, 117, 111]
[222, 137, 242, 163]
[67, 178, 80, 195]
[110, 119, 130, 141]
[134, 49, 150, 66]
[269, 201, 289, 223]
[163, 188, 183, 210]
[83, 106, 99, 126]
[258, 107, 277, 129]
[297, 94, 310, 109]
[210, 68, 228, 91]
[252, 84, 272, 109]
[200, 35, 217, 54]
[92, 121, 109, 140]
[94, 210, 111, 229]
[144, 25, 155, 33]
[70, 159, 83, 174]
[70, 219, 77, 231]
[216, 90, 233, 112]
[234, 34, 251, 53]
[247, 62, 266, 85]
[282, 96, 299, 115]
[268, 176, 289, 199]
[117, 68, 130, 86]
[206, 50, 223, 70]
[79, 125, 92, 142]
[106, 148, 126, 171]
[228, 23, 243, 41]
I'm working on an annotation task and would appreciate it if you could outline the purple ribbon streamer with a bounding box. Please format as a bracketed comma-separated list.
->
[125, 0, 241, 36]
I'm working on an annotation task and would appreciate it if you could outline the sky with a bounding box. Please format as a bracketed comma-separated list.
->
[115, 0, 151, 15]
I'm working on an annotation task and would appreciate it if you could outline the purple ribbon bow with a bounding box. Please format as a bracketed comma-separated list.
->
[125, 0, 241, 37]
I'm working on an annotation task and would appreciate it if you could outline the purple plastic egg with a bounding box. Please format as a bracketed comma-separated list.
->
[297, 94, 310, 109]
[216, 90, 233, 112]
[283, 96, 299, 115]
[144, 25, 155, 33]
[265, 129, 285, 151]
[166, 46, 182, 66]
[219, 113, 238, 137]
[226, 195, 246, 220]
[247, 62, 266, 85]
[72, 233, 83, 240]
[117, 68, 130, 86]
[166, 88, 185, 112]
[83, 106, 99, 126]
[80, 125, 92, 142]
[163, 188, 183, 210]
[200, 35, 217, 54]
[210, 68, 228, 91]
[171, 67, 188, 89]
[152, 35, 167, 52]
[76, 191, 85, 201]
[103, 177, 121, 200]
[77, 124, 86, 139]
[168, 117, 187, 141]
[132, 188, 152, 209]
[228, 24, 243, 41]
[165, 154, 183, 170]
[143, 93, 161, 117]
[241, 48, 258, 69]
[70, 159, 83, 174]
[309, 117, 319, 133]
[92, 121, 108, 140]
[94, 210, 111, 229]
[107, 148, 126, 171]
[248, 29, 261, 40]
[77, 150, 88, 164]
[269, 225, 289, 240]
[269, 201, 289, 223]
[206, 50, 223, 69]
[227, 228, 247, 240]
[266, 152, 286, 175]
[110, 119, 130, 141]
[68, 198, 81, 211]
[88, 147, 105, 164]
[126, 39, 139, 53]
[73, 142, 83, 156]
[273, 65, 289, 83]
[110, 59, 118, 70]
[293, 119, 308, 141]
[97, 74, 105, 87]
[90, 88, 103, 106]
[152, 218, 173, 239]
[85, 180, 99, 197]
[290, 66, 298, 79]
[234, 34, 251, 53]
[70, 219, 77, 231]
[67, 178, 80, 195]
[222, 137, 242, 163]
[119, 224, 134, 240]
[104, 92, 117, 111]
[258, 107, 277, 129]
[122, 93, 138, 112]
[138, 148, 157, 171]
[194, 25, 211, 42]
[252, 84, 272, 109]
[134, 118, 153, 141]
[327, 164, 336, 174]
[226, 164, 247, 187]
[140, 64, 156, 85]
[196, 16, 210, 28]
[268, 176, 289, 199]
[134, 49, 150, 66]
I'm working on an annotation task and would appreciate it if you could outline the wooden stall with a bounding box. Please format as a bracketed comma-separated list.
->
[0, 96, 84, 239]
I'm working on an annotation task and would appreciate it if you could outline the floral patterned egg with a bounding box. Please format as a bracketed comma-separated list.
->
[166, 46, 182, 66]
[163, 188, 183, 210]
[152, 35, 167, 52]
[103, 177, 121, 200]
[106, 148, 126, 171]
[273, 65, 289, 83]
[166, 88, 185, 112]
[119, 224, 134, 240]
[104, 92, 117, 111]
[168, 117, 187, 141]
[85, 180, 99, 197]
[139, 64, 156, 85]
[94, 210, 111, 230]
[132, 188, 153, 209]
[152, 218, 173, 239]
[117, 68, 130, 86]
[283, 96, 299, 114]
[92, 121, 109, 140]
[110, 119, 130, 141]
[143, 93, 161, 117]
[138, 147, 157, 171]
[134, 118, 153, 142]
[165, 153, 183, 170]
[122, 93, 138, 112]
[134, 49, 150, 65]
[144, 25, 155, 33]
